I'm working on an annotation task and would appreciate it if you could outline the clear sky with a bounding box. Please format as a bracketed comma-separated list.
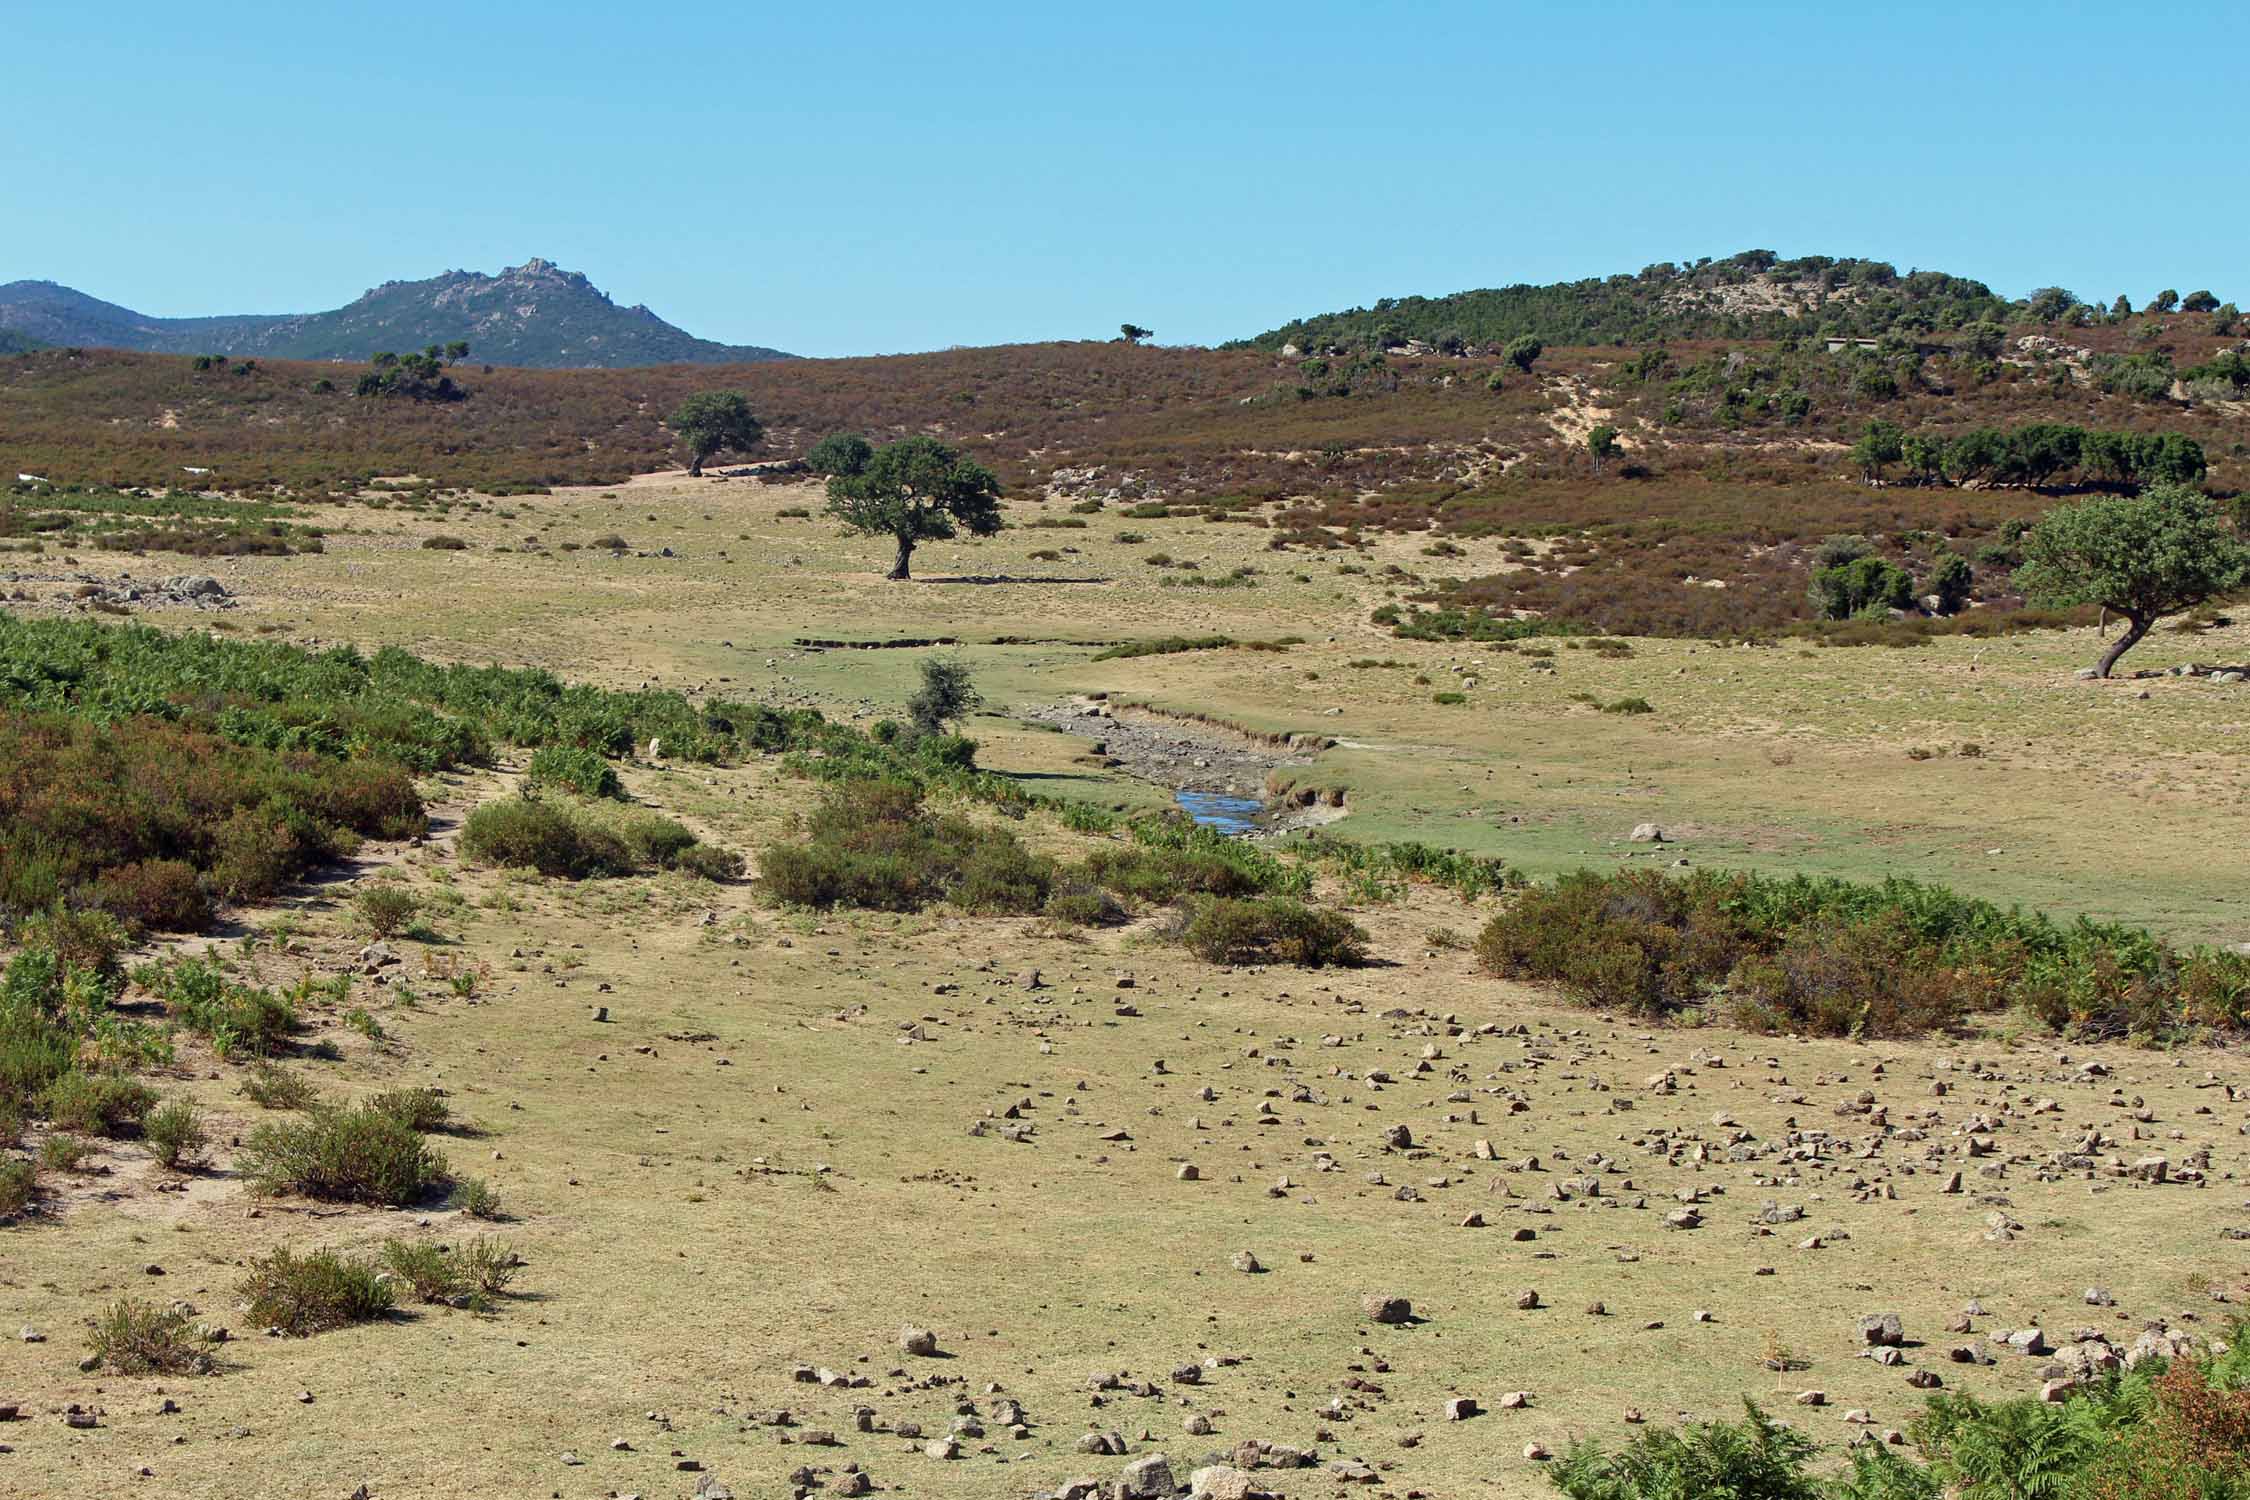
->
[9, 1, 2246, 358]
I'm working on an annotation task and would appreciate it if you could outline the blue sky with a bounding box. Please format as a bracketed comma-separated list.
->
[9, 1, 2246, 357]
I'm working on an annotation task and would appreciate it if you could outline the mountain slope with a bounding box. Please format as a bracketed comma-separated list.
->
[1236, 250, 2016, 351]
[0, 259, 794, 368]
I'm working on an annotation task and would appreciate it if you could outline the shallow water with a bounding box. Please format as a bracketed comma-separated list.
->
[1173, 789, 1264, 834]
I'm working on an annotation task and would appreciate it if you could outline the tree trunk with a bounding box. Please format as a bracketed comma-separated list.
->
[887, 535, 913, 581]
[687, 452, 703, 478]
[2095, 611, 2149, 678]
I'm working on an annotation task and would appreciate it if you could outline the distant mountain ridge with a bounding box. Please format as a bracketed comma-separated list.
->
[0, 259, 795, 368]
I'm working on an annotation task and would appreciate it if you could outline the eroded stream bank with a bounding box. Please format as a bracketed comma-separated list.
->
[1018, 696, 1348, 833]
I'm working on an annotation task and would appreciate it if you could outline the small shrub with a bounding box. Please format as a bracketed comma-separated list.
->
[1603, 696, 1656, 715]
[1432, 691, 1467, 705]
[86, 1298, 213, 1375]
[353, 885, 419, 938]
[144, 1098, 207, 1170]
[420, 535, 469, 550]
[461, 1235, 519, 1294]
[672, 843, 743, 882]
[240, 1246, 395, 1335]
[0, 1159, 38, 1218]
[381, 1238, 470, 1303]
[238, 1105, 447, 1206]
[447, 1176, 503, 1220]
[776, 505, 811, 519]
[39, 1133, 95, 1172]
[368, 1086, 449, 1133]
[240, 1063, 318, 1110]
[1179, 897, 1367, 968]
[1043, 883, 1127, 928]
[41, 1071, 155, 1138]
[589, 533, 628, 550]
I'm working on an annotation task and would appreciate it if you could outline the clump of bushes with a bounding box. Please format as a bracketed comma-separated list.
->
[420, 535, 469, 550]
[85, 1298, 215, 1374]
[524, 744, 623, 800]
[1553, 1325, 2250, 1500]
[1477, 867, 2250, 1040]
[240, 1246, 395, 1335]
[238, 1105, 448, 1206]
[42, 1071, 155, 1138]
[135, 956, 297, 1058]
[380, 1235, 518, 1307]
[762, 781, 1054, 914]
[459, 793, 736, 880]
[1179, 897, 1367, 967]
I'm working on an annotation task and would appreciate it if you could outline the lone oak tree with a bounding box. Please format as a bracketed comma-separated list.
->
[825, 436, 1003, 580]
[668, 391, 763, 477]
[2015, 483, 2249, 677]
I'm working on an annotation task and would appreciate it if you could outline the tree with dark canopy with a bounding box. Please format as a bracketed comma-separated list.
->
[2015, 484, 2249, 677]
[825, 437, 1003, 580]
[668, 391, 763, 477]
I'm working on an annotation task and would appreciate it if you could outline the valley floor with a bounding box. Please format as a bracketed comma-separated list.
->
[1, 468, 2245, 1498]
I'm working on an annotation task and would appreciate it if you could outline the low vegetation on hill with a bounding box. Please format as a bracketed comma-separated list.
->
[1240, 250, 2018, 352]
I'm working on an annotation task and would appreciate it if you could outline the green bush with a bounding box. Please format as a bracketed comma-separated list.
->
[1809, 555, 1915, 620]
[420, 535, 469, 550]
[353, 884, 419, 938]
[0, 1159, 37, 1218]
[41, 1071, 155, 1138]
[39, 1132, 94, 1172]
[447, 1176, 503, 1220]
[240, 1062, 318, 1110]
[672, 843, 743, 881]
[144, 1097, 207, 1170]
[460, 794, 727, 880]
[240, 1246, 395, 1335]
[1478, 867, 2250, 1039]
[524, 744, 623, 800]
[461, 1235, 519, 1294]
[381, 1238, 472, 1304]
[1042, 883, 1127, 927]
[239, 1105, 448, 1206]
[761, 781, 1052, 914]
[460, 796, 626, 877]
[368, 1086, 449, 1133]
[1179, 897, 1367, 967]
[1603, 697, 1655, 715]
[86, 1298, 214, 1375]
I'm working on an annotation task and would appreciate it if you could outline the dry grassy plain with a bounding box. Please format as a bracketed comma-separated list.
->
[1, 469, 2246, 1499]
